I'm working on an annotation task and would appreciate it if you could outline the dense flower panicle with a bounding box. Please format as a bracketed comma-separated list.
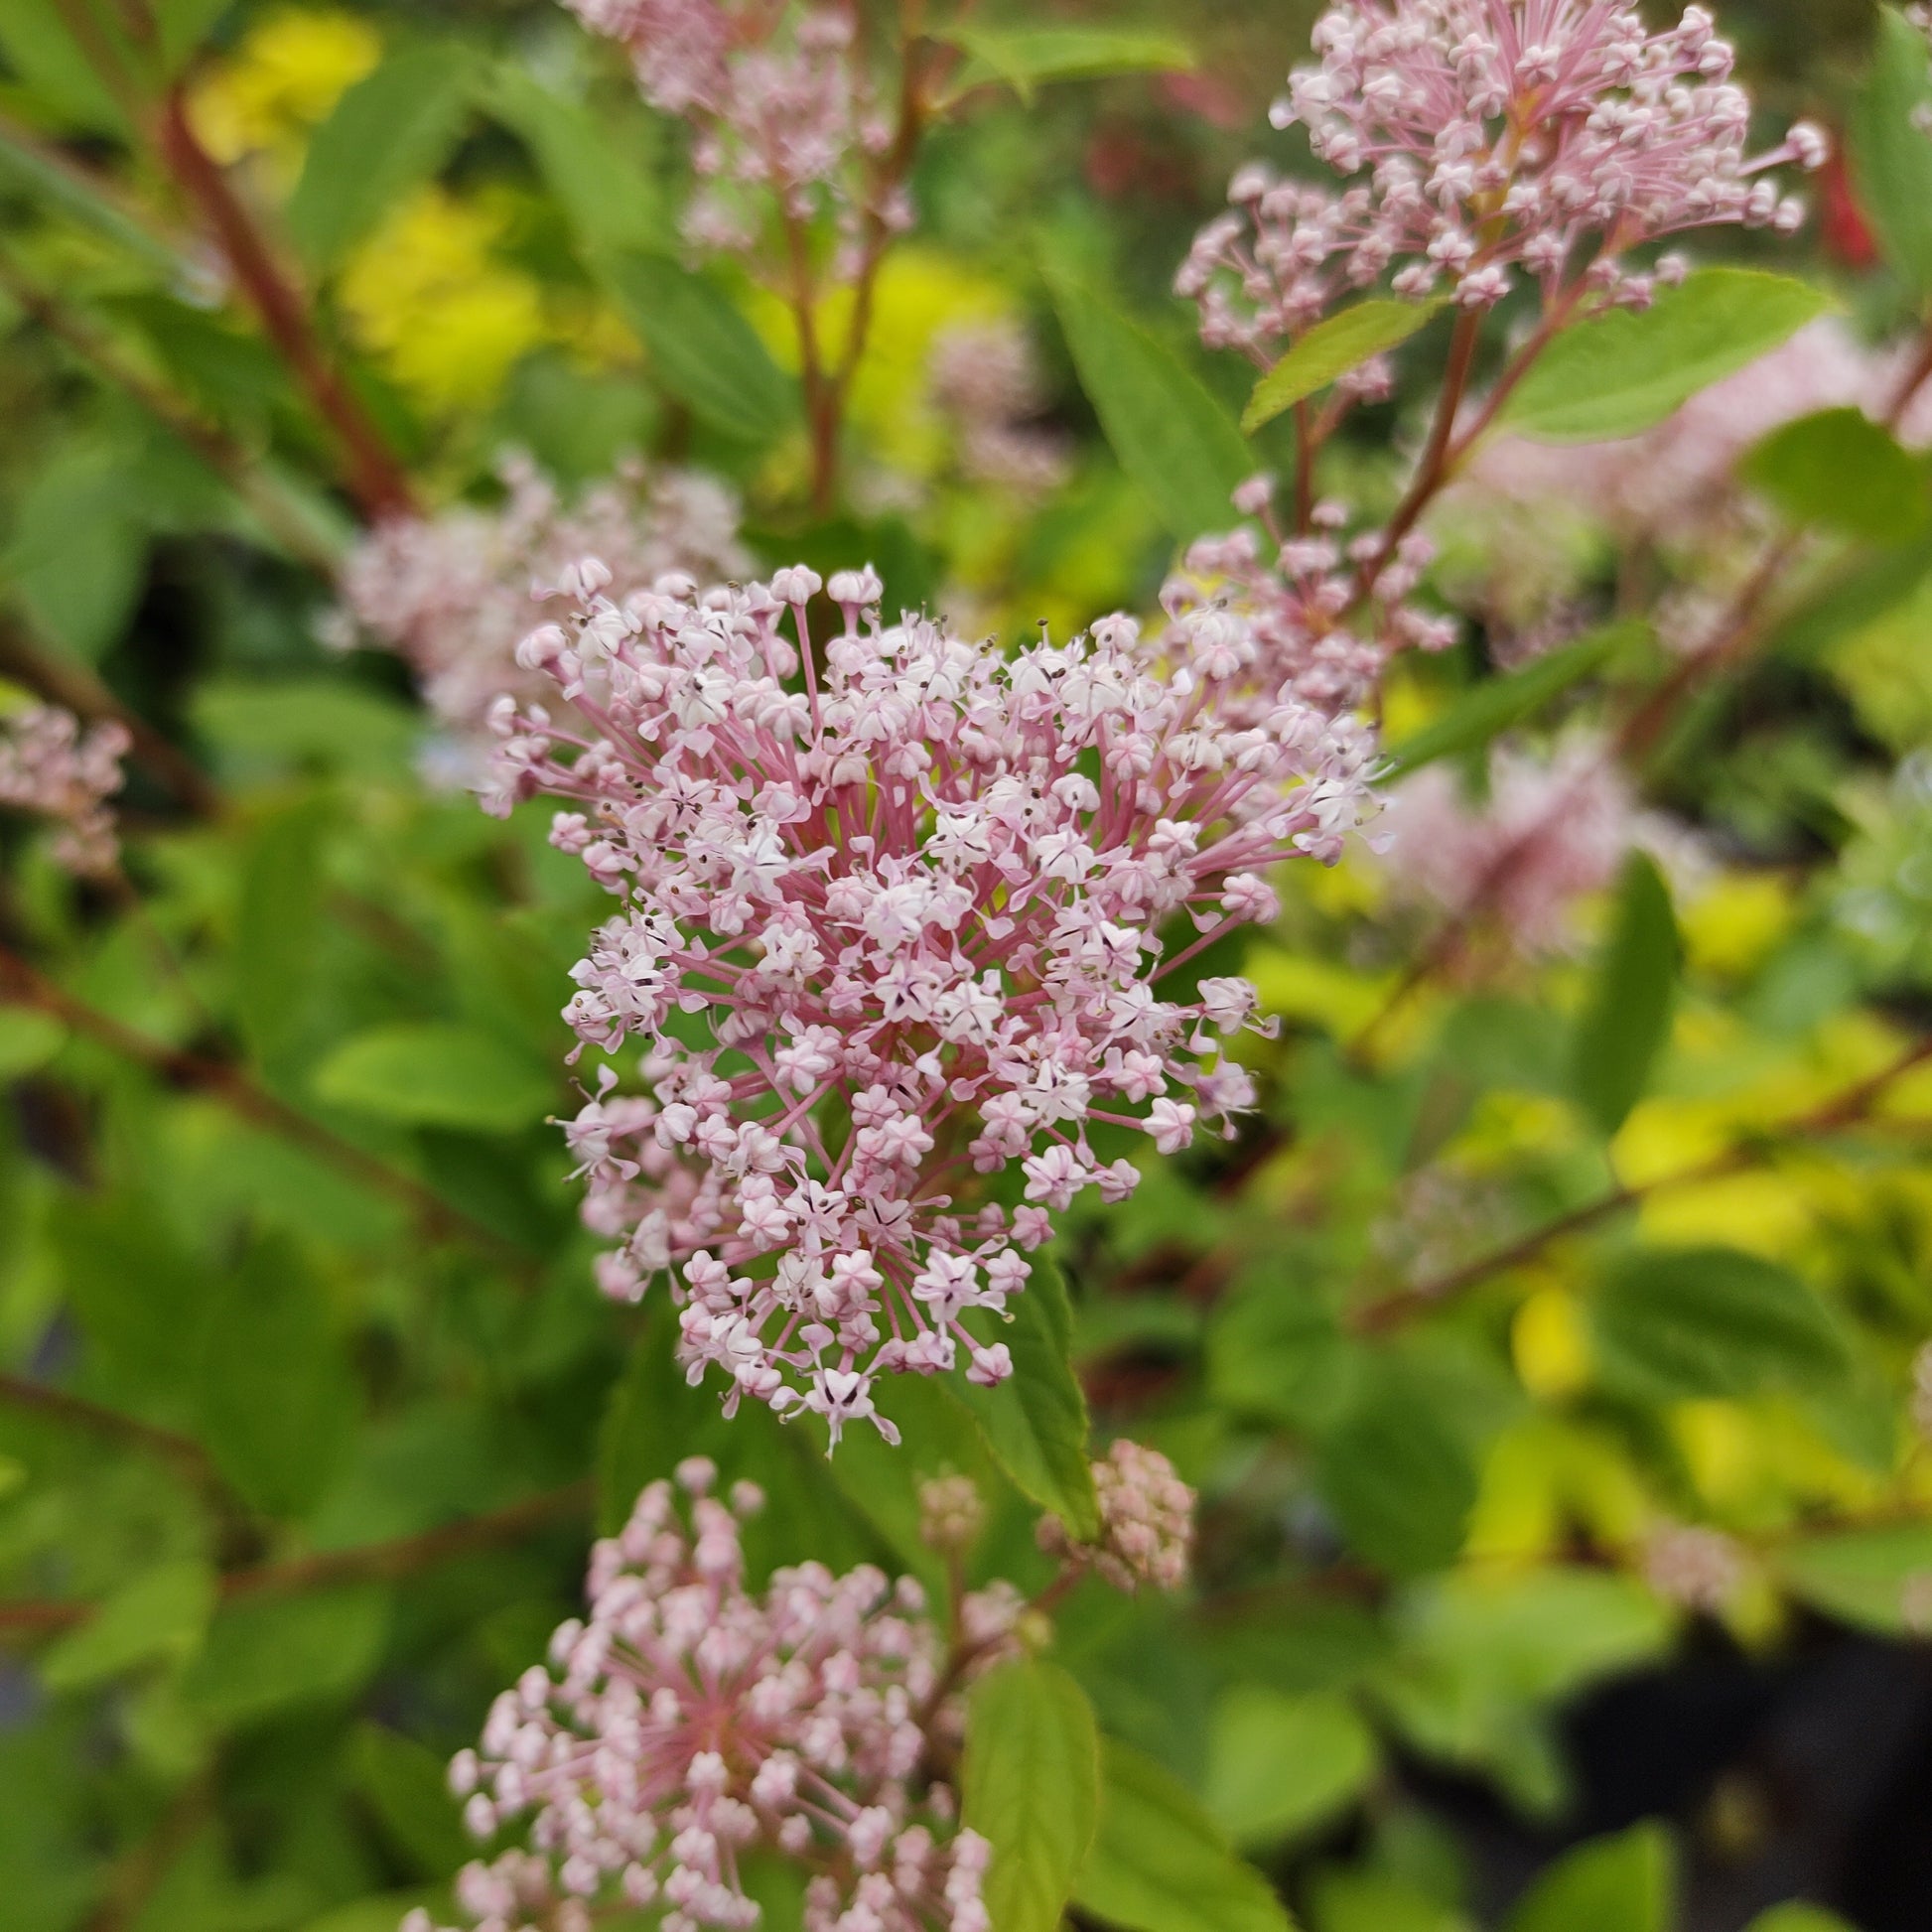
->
[334, 456, 748, 738]
[1178, 1, 1824, 355]
[490, 565, 1377, 1443]
[0, 705, 132, 877]
[409, 1460, 991, 1932]
[1158, 487, 1456, 718]
[1378, 739, 1638, 954]
[925, 319, 1069, 497]
[562, 0, 902, 261]
[916, 1475, 987, 1559]
[1040, 1440, 1196, 1593]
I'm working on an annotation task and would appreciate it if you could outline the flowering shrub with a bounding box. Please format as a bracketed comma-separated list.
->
[4, 3, 1932, 1932]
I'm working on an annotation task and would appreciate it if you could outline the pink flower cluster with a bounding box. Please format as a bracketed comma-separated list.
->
[926, 319, 1068, 498]
[334, 456, 747, 739]
[561, 0, 904, 260]
[1040, 1440, 1196, 1594]
[1159, 487, 1457, 717]
[0, 704, 131, 877]
[1378, 737, 1637, 954]
[1178, 0, 1825, 354]
[489, 565, 1376, 1443]
[410, 1459, 989, 1932]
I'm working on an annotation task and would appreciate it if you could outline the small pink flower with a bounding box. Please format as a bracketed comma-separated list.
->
[0, 705, 131, 877]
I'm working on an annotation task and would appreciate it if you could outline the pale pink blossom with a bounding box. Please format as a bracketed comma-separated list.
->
[0, 705, 131, 877]
[1038, 1439, 1196, 1594]
[492, 570, 1372, 1442]
[406, 1461, 989, 1932]
[561, 0, 902, 261]
[333, 456, 748, 742]
[1178, 1, 1823, 357]
[1642, 1521, 1745, 1613]
[916, 1474, 987, 1558]
[926, 319, 1068, 497]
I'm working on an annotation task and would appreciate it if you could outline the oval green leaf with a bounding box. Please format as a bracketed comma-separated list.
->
[1569, 852, 1679, 1139]
[312, 1023, 556, 1132]
[1244, 298, 1445, 433]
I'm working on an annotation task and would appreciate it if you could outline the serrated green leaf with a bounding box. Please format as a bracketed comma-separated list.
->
[1315, 1363, 1476, 1578]
[1851, 8, 1932, 297]
[1740, 407, 1929, 543]
[962, 1659, 1101, 1932]
[942, 25, 1193, 105]
[1382, 622, 1640, 779]
[1503, 271, 1833, 444]
[1203, 1687, 1378, 1847]
[952, 1254, 1099, 1538]
[352, 1724, 470, 1880]
[1591, 1247, 1853, 1403]
[1505, 1824, 1674, 1932]
[38, 1560, 216, 1694]
[1044, 265, 1252, 541]
[1244, 298, 1445, 432]
[1074, 1736, 1291, 1932]
[287, 46, 475, 271]
[485, 65, 665, 256]
[197, 1230, 355, 1518]
[1569, 853, 1679, 1139]
[1777, 1523, 1932, 1634]
[181, 1585, 390, 1726]
[311, 1023, 555, 1132]
[597, 249, 795, 442]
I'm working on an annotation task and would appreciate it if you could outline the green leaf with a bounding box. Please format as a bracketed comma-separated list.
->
[1503, 271, 1833, 444]
[1739, 407, 1929, 543]
[0, 1007, 67, 1075]
[38, 1560, 216, 1694]
[312, 1023, 555, 1132]
[1044, 265, 1253, 541]
[1310, 1870, 1468, 1932]
[485, 65, 665, 255]
[180, 1584, 390, 1726]
[0, 0, 129, 133]
[1244, 299, 1446, 433]
[234, 798, 328, 1075]
[1590, 1247, 1853, 1403]
[596, 1300, 720, 1535]
[1505, 1824, 1674, 1932]
[197, 1231, 355, 1518]
[1207, 1268, 1354, 1432]
[194, 676, 417, 779]
[1568, 853, 1679, 1139]
[953, 1254, 1100, 1538]
[942, 25, 1193, 105]
[1744, 1906, 1858, 1932]
[1203, 1687, 1378, 1847]
[1074, 1736, 1291, 1932]
[1315, 1363, 1477, 1577]
[0, 130, 184, 278]
[352, 1724, 470, 1880]
[1382, 622, 1640, 779]
[962, 1659, 1102, 1932]
[287, 46, 476, 271]
[1777, 1523, 1932, 1634]
[153, 0, 232, 74]
[1851, 8, 1932, 297]
[597, 249, 795, 443]
[0, 444, 149, 661]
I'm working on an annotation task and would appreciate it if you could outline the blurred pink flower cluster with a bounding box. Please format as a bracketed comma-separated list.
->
[926, 318, 1069, 498]
[488, 565, 1375, 1442]
[1179, 0, 1824, 353]
[562, 0, 905, 260]
[334, 456, 747, 742]
[409, 1458, 991, 1932]
[0, 704, 131, 878]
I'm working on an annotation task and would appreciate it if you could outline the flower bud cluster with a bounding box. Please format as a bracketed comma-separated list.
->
[0, 704, 131, 877]
[917, 1474, 987, 1560]
[1158, 488, 1455, 720]
[409, 1459, 991, 1932]
[561, 0, 905, 261]
[1039, 1440, 1196, 1594]
[333, 456, 747, 739]
[1642, 1521, 1745, 1613]
[1178, 1, 1825, 355]
[492, 564, 1378, 1443]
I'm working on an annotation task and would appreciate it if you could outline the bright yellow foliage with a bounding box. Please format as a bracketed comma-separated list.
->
[186, 9, 382, 174]
[1679, 871, 1796, 982]
[1512, 1285, 1592, 1400]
